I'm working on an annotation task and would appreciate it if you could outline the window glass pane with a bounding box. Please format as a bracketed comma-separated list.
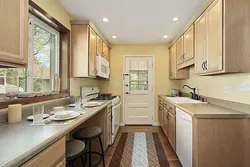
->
[138, 72, 148, 81]
[33, 24, 55, 92]
[129, 72, 138, 81]
[0, 69, 26, 94]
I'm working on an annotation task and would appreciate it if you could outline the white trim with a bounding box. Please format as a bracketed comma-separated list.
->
[153, 122, 160, 126]
[119, 123, 125, 126]
[122, 55, 155, 125]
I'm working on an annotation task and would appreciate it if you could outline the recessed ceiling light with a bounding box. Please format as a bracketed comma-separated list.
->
[164, 35, 168, 39]
[103, 18, 108, 22]
[112, 36, 117, 39]
[173, 17, 179, 21]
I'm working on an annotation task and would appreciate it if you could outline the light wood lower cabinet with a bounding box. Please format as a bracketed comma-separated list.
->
[0, 0, 28, 67]
[167, 112, 176, 150]
[193, 118, 250, 167]
[158, 103, 163, 127]
[21, 137, 66, 167]
[162, 107, 168, 136]
[105, 104, 112, 149]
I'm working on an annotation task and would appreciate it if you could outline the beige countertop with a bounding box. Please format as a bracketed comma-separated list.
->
[159, 95, 249, 118]
[0, 100, 111, 167]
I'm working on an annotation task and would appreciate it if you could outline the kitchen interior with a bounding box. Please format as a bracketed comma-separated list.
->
[0, 0, 250, 167]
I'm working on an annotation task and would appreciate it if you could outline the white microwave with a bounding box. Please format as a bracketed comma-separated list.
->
[96, 56, 110, 79]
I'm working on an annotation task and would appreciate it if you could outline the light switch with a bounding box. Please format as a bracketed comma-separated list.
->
[115, 82, 121, 87]
[240, 81, 250, 92]
[224, 86, 232, 94]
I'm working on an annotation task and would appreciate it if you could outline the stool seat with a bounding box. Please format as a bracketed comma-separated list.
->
[73, 127, 103, 140]
[66, 140, 86, 161]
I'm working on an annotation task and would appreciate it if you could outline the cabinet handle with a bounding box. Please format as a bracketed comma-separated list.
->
[204, 60, 207, 70]
[183, 54, 185, 60]
[202, 62, 205, 70]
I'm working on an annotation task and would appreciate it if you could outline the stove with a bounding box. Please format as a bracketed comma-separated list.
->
[80, 86, 121, 145]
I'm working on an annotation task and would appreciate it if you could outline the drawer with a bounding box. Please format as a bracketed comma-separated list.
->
[159, 97, 163, 105]
[167, 102, 176, 115]
[163, 100, 168, 109]
[21, 137, 66, 167]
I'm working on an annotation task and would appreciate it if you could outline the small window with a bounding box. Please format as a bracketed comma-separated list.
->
[129, 60, 148, 91]
[0, 14, 60, 94]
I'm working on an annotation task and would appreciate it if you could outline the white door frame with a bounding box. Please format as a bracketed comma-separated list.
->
[122, 55, 155, 125]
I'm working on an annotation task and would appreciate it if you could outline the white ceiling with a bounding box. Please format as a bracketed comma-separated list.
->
[58, 0, 206, 44]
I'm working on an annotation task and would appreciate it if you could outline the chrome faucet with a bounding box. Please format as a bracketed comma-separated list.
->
[182, 85, 199, 100]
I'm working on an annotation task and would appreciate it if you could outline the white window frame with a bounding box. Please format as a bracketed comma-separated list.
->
[27, 13, 60, 93]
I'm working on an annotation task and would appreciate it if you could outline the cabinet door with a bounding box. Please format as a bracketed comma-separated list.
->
[89, 27, 97, 77]
[195, 14, 207, 74]
[163, 108, 168, 135]
[103, 42, 109, 61]
[158, 104, 163, 127]
[206, 0, 223, 72]
[106, 112, 111, 147]
[169, 44, 177, 78]
[176, 36, 184, 65]
[168, 112, 176, 150]
[97, 36, 103, 56]
[0, 0, 28, 67]
[184, 25, 194, 61]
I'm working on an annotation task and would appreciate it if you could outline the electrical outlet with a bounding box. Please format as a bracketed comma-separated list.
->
[240, 81, 250, 91]
[224, 86, 232, 94]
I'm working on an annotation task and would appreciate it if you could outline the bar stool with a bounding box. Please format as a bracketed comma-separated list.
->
[73, 127, 105, 167]
[66, 140, 87, 167]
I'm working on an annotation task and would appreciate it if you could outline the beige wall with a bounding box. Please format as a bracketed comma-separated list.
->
[180, 66, 250, 104]
[32, 0, 99, 96]
[99, 44, 180, 122]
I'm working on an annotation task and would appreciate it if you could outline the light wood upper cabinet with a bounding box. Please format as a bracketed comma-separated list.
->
[103, 42, 110, 62]
[0, 0, 28, 67]
[97, 36, 103, 57]
[176, 36, 184, 65]
[89, 28, 97, 77]
[195, 14, 207, 74]
[206, 0, 223, 73]
[71, 23, 96, 78]
[169, 44, 189, 80]
[184, 25, 194, 61]
[195, 0, 223, 74]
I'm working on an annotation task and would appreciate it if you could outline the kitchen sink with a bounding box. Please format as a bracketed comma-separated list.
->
[166, 97, 206, 104]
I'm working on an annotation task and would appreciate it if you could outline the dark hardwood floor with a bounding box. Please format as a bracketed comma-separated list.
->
[104, 126, 182, 167]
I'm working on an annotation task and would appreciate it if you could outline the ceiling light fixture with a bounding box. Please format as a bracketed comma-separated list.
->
[173, 17, 179, 21]
[112, 36, 117, 39]
[103, 18, 108, 22]
[164, 35, 168, 39]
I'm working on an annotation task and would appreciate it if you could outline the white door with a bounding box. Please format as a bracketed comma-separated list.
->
[124, 56, 154, 125]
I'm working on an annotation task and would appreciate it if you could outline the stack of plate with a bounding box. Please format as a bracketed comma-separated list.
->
[49, 110, 80, 121]
[83, 101, 103, 107]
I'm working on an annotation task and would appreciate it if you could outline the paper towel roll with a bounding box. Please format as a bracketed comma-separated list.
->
[8, 104, 22, 123]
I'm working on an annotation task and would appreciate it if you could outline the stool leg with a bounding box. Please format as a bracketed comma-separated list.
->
[81, 154, 85, 167]
[89, 140, 92, 167]
[98, 136, 105, 167]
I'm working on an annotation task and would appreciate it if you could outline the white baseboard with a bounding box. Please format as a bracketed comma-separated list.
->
[119, 123, 125, 126]
[153, 122, 160, 126]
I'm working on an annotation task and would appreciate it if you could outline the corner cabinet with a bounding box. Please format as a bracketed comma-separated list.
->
[71, 23, 96, 77]
[195, 0, 250, 75]
[0, 0, 28, 67]
[169, 44, 189, 80]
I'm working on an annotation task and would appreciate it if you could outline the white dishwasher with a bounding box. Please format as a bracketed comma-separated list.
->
[176, 108, 193, 167]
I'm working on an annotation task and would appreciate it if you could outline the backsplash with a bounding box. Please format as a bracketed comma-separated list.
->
[0, 97, 69, 124]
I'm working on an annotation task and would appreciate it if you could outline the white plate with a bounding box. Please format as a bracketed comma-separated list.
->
[49, 112, 80, 121]
[83, 101, 103, 107]
[27, 114, 50, 121]
[54, 110, 74, 118]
